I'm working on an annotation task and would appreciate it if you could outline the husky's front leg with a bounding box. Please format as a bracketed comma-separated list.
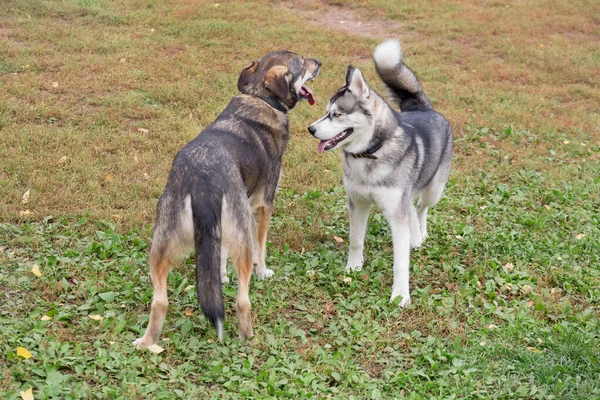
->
[387, 210, 412, 307]
[345, 198, 371, 272]
[409, 204, 422, 250]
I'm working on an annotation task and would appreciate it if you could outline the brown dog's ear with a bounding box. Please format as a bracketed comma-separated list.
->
[238, 61, 259, 93]
[265, 65, 292, 100]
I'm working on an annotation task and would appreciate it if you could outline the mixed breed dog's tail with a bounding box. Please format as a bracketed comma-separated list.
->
[134, 39, 452, 349]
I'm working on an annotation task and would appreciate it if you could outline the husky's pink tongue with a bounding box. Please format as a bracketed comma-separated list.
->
[318, 140, 329, 154]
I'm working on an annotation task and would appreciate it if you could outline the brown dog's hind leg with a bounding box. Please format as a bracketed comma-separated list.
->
[133, 244, 172, 350]
[233, 246, 254, 341]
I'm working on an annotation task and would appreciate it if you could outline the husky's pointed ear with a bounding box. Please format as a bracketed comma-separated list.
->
[345, 64, 355, 87]
[347, 67, 370, 99]
[238, 61, 259, 93]
[265, 65, 292, 100]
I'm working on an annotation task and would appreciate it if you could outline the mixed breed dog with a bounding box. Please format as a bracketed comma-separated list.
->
[133, 39, 452, 350]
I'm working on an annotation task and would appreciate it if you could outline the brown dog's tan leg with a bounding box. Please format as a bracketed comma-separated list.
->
[234, 248, 254, 340]
[254, 206, 273, 279]
[133, 251, 171, 349]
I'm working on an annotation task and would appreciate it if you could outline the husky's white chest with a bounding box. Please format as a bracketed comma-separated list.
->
[343, 156, 394, 184]
[344, 164, 390, 200]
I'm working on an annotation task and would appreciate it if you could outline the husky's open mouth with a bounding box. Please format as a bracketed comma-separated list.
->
[317, 128, 353, 154]
[299, 85, 315, 105]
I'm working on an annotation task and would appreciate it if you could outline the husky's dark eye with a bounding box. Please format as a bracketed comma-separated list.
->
[332, 112, 341, 118]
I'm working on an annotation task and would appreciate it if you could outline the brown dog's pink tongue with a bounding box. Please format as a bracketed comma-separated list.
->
[302, 85, 316, 105]
[318, 140, 328, 154]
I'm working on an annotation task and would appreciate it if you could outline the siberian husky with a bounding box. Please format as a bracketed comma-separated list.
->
[308, 39, 451, 307]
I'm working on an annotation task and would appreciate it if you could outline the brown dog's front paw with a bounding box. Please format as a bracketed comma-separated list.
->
[132, 337, 153, 350]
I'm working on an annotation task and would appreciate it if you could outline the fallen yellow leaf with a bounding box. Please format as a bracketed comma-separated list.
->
[575, 233, 585, 240]
[184, 285, 194, 292]
[17, 347, 33, 359]
[40, 315, 52, 321]
[184, 309, 194, 316]
[20, 210, 33, 218]
[89, 314, 104, 321]
[333, 235, 344, 244]
[343, 276, 352, 283]
[105, 173, 114, 182]
[504, 262, 514, 271]
[22, 190, 30, 205]
[31, 264, 42, 277]
[51, 81, 58, 88]
[527, 347, 542, 353]
[147, 344, 164, 354]
[57, 155, 68, 164]
[20, 387, 34, 400]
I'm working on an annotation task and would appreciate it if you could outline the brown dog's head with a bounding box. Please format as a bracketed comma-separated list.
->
[237, 51, 321, 112]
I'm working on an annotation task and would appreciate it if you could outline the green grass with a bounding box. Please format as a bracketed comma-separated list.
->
[1, 0, 600, 398]
[1, 158, 599, 398]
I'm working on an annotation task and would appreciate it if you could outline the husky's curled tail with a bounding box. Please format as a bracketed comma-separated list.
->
[373, 40, 433, 112]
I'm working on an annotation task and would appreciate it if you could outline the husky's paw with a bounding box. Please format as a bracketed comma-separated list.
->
[345, 254, 364, 272]
[390, 293, 411, 308]
[399, 296, 412, 308]
[221, 274, 230, 284]
[410, 237, 423, 250]
[255, 267, 274, 280]
[345, 263, 363, 273]
[132, 337, 151, 350]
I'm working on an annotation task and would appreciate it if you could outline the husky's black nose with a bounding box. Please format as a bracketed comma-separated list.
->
[308, 125, 316, 136]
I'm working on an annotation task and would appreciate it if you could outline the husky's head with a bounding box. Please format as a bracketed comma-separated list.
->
[237, 51, 321, 111]
[308, 65, 375, 154]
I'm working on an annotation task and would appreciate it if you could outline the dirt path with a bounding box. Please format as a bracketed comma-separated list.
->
[281, 0, 403, 39]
